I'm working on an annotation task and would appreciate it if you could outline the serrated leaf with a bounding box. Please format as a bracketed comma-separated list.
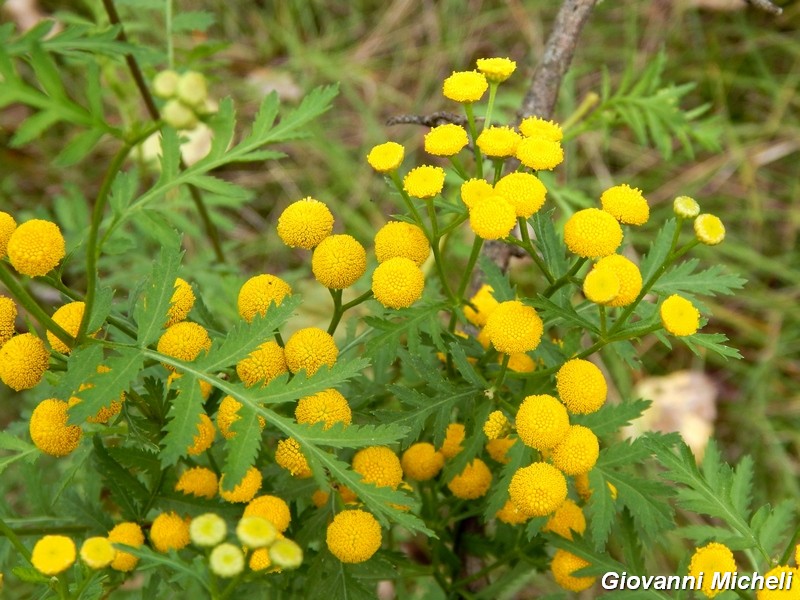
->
[449, 340, 487, 388]
[0, 433, 38, 475]
[69, 347, 144, 424]
[755, 500, 794, 556]
[54, 344, 105, 400]
[221, 400, 262, 491]
[55, 128, 104, 166]
[652, 259, 746, 298]
[92, 436, 149, 520]
[730, 455, 754, 515]
[531, 208, 569, 278]
[133, 234, 182, 346]
[160, 373, 205, 467]
[640, 219, 677, 282]
[681, 333, 742, 360]
[294, 422, 410, 449]
[530, 295, 598, 333]
[114, 545, 210, 589]
[364, 300, 447, 360]
[483, 439, 529, 520]
[477, 253, 515, 301]
[586, 467, 616, 550]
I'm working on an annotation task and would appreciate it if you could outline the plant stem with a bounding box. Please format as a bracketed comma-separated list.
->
[543, 257, 587, 297]
[599, 305, 607, 336]
[389, 172, 428, 235]
[449, 155, 469, 180]
[165, 0, 174, 69]
[464, 103, 483, 178]
[561, 91, 600, 134]
[327, 289, 343, 335]
[483, 83, 498, 130]
[455, 237, 484, 303]
[494, 354, 511, 390]
[0, 517, 32, 562]
[518, 217, 555, 283]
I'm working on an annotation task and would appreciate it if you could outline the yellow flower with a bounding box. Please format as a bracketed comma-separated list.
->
[508, 462, 567, 517]
[519, 117, 563, 142]
[674, 195, 700, 219]
[150, 512, 190, 552]
[30, 398, 82, 457]
[463, 284, 498, 327]
[326, 509, 382, 563]
[153, 69, 179, 98]
[476, 57, 516, 83]
[551, 549, 595, 592]
[401, 443, 445, 481]
[543, 499, 586, 540]
[756, 566, 800, 600]
[187, 413, 215, 455]
[403, 165, 446, 199]
[244, 495, 292, 533]
[175, 466, 218, 499]
[353, 446, 403, 489]
[312, 489, 330, 508]
[176, 71, 208, 107]
[237, 274, 292, 323]
[660, 294, 701, 336]
[442, 70, 488, 103]
[507, 352, 536, 373]
[374, 221, 430, 266]
[269, 538, 303, 569]
[600, 184, 649, 225]
[210, 543, 245, 578]
[476, 126, 522, 158]
[695, 213, 725, 245]
[31, 535, 76, 575]
[166, 277, 195, 327]
[469, 195, 517, 240]
[494, 172, 547, 218]
[424, 123, 469, 156]
[277, 197, 335, 249]
[162, 99, 197, 129]
[689, 542, 737, 598]
[236, 341, 287, 387]
[47, 301, 87, 354]
[592, 254, 641, 307]
[0, 211, 17, 258]
[551, 425, 599, 475]
[275, 438, 312, 478]
[515, 394, 569, 451]
[582, 266, 620, 305]
[447, 458, 492, 499]
[284, 327, 338, 376]
[486, 437, 516, 464]
[312, 234, 367, 289]
[7, 219, 66, 277]
[249, 547, 272, 571]
[0, 296, 18, 347]
[156, 322, 211, 370]
[367, 141, 404, 173]
[80, 537, 116, 569]
[189, 513, 226, 547]
[0, 333, 49, 391]
[563, 208, 623, 258]
[108, 522, 144, 571]
[460, 178, 494, 209]
[219, 467, 263, 503]
[496, 499, 530, 525]
[372, 257, 425, 309]
[236, 516, 277, 548]
[440, 423, 465, 459]
[295, 388, 352, 430]
[556, 359, 607, 414]
[515, 137, 564, 171]
[483, 410, 510, 440]
[483, 300, 544, 354]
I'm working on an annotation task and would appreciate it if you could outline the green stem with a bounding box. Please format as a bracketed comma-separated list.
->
[464, 103, 483, 179]
[543, 257, 587, 297]
[455, 236, 484, 303]
[440, 211, 469, 237]
[483, 82, 498, 130]
[492, 158, 504, 184]
[165, 0, 174, 69]
[560, 92, 600, 134]
[327, 289, 343, 335]
[494, 354, 511, 390]
[389, 172, 428, 235]
[0, 517, 32, 563]
[448, 155, 469, 180]
[599, 305, 607, 337]
[518, 217, 554, 284]
[424, 200, 456, 304]
[342, 289, 373, 312]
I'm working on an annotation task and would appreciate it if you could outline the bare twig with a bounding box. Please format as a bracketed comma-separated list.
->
[386, 112, 473, 127]
[745, 0, 783, 15]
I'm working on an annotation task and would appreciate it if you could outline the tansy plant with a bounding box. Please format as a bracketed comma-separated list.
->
[0, 8, 793, 600]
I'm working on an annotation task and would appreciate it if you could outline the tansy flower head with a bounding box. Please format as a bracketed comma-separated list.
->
[440, 423, 465, 459]
[270, 538, 304, 569]
[516, 394, 570, 451]
[425, 123, 469, 156]
[515, 137, 564, 171]
[0, 332, 49, 391]
[175, 466, 218, 499]
[166, 277, 195, 327]
[508, 462, 567, 517]
[275, 438, 312, 478]
[277, 197, 334, 249]
[476, 126, 522, 158]
[674, 195, 700, 219]
[295, 388, 352, 430]
[483, 410, 510, 440]
[237, 274, 292, 323]
[187, 413, 215, 455]
[0, 211, 17, 258]
[210, 543, 245, 578]
[443, 70, 488, 103]
[582, 267, 620, 305]
[494, 172, 547, 218]
[551, 425, 599, 475]
[757, 566, 799, 600]
[162, 99, 197, 129]
[236, 516, 277, 548]
[312, 234, 367, 289]
[496, 499, 530, 525]
[551, 549, 595, 592]
[326, 509, 382, 563]
[464, 284, 498, 327]
[189, 513, 226, 547]
[0, 296, 18, 347]
[374, 221, 430, 266]
[660, 294, 701, 336]
[483, 300, 544, 354]
[352, 446, 403, 489]
[284, 327, 338, 376]
[403, 165, 445, 199]
[153, 69, 179, 98]
[150, 512, 190, 552]
[401, 443, 445, 481]
[507, 352, 536, 373]
[460, 178, 494, 209]
[30, 399, 82, 457]
[689, 542, 736, 598]
[486, 436, 516, 464]
[564, 208, 623, 258]
[591, 255, 642, 307]
[519, 116, 563, 142]
[236, 340, 287, 387]
[476, 57, 516, 83]
[7, 219, 66, 277]
[600, 184, 650, 225]
[249, 547, 272, 571]
[367, 141, 404, 173]
[447, 458, 492, 499]
[244, 495, 292, 532]
[543, 499, 586, 540]
[47, 301, 87, 354]
[219, 466, 263, 503]
[80, 537, 116, 569]
[31, 535, 76, 575]
[695, 214, 726, 245]
[372, 257, 425, 309]
[176, 71, 207, 107]
[556, 359, 607, 414]
[108, 522, 144, 571]
[156, 322, 211, 370]
[469, 195, 517, 240]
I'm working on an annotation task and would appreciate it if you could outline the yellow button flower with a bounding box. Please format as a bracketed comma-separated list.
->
[695, 213, 725, 245]
[674, 195, 700, 219]
[249, 547, 272, 571]
[551, 425, 599, 475]
[515, 137, 564, 171]
[424, 123, 469, 156]
[374, 221, 430, 266]
[464, 284, 498, 327]
[442, 70, 488, 103]
[460, 178, 494, 209]
[187, 413, 215, 455]
[367, 141, 404, 173]
[476, 57, 516, 83]
[312, 234, 367, 289]
[516, 394, 570, 451]
[29, 398, 82, 457]
[217, 395, 265, 439]
[689, 542, 737, 598]
[508, 462, 567, 517]
[326, 509, 382, 563]
[152, 69, 179, 98]
[447, 458, 492, 499]
[236, 340, 287, 387]
[0, 296, 18, 347]
[237, 274, 292, 323]
[236, 516, 277, 548]
[0, 211, 17, 258]
[31, 535, 76, 575]
[0, 332, 49, 391]
[150, 512, 190, 552]
[219, 466, 263, 503]
[353, 446, 403, 489]
[372, 257, 424, 309]
[476, 126, 522, 158]
[507, 352, 536, 373]
[210, 543, 244, 578]
[483, 300, 544, 354]
[166, 277, 195, 327]
[543, 499, 586, 540]
[277, 197, 335, 249]
[156, 322, 211, 370]
[7, 219, 66, 277]
[284, 327, 338, 376]
[592, 254, 642, 307]
[269, 538, 303, 569]
[244, 495, 292, 533]
[519, 116, 563, 142]
[189, 513, 227, 547]
[295, 388, 352, 430]
[175, 466, 218, 499]
[469, 195, 517, 240]
[757, 566, 799, 600]
[440, 423, 465, 459]
[556, 359, 607, 414]
[551, 549, 595, 592]
[483, 410, 510, 440]
[486, 437, 516, 464]
[660, 294, 701, 336]
[600, 184, 649, 225]
[401, 443, 445, 481]
[108, 522, 144, 571]
[275, 437, 312, 478]
[496, 499, 530, 525]
[403, 165, 446, 199]
[564, 208, 623, 258]
[582, 267, 620, 305]
[176, 71, 208, 107]
[80, 537, 116, 569]
[47, 301, 87, 354]
[494, 172, 547, 218]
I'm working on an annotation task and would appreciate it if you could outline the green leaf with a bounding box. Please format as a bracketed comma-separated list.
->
[681, 332, 742, 360]
[573, 398, 651, 438]
[293, 422, 411, 449]
[69, 347, 144, 424]
[531, 208, 569, 277]
[586, 468, 617, 550]
[652, 259, 746, 297]
[220, 400, 263, 492]
[160, 373, 205, 467]
[477, 254, 515, 300]
[53, 344, 104, 404]
[640, 219, 677, 282]
[55, 128, 104, 166]
[529, 295, 599, 333]
[483, 439, 530, 520]
[133, 234, 183, 346]
[0, 432, 38, 474]
[92, 436, 150, 520]
[449, 340, 487, 388]
[115, 545, 210, 590]
[364, 300, 448, 360]
[754, 500, 794, 556]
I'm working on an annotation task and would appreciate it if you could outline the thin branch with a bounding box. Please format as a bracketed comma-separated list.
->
[386, 111, 470, 127]
[745, 0, 783, 16]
